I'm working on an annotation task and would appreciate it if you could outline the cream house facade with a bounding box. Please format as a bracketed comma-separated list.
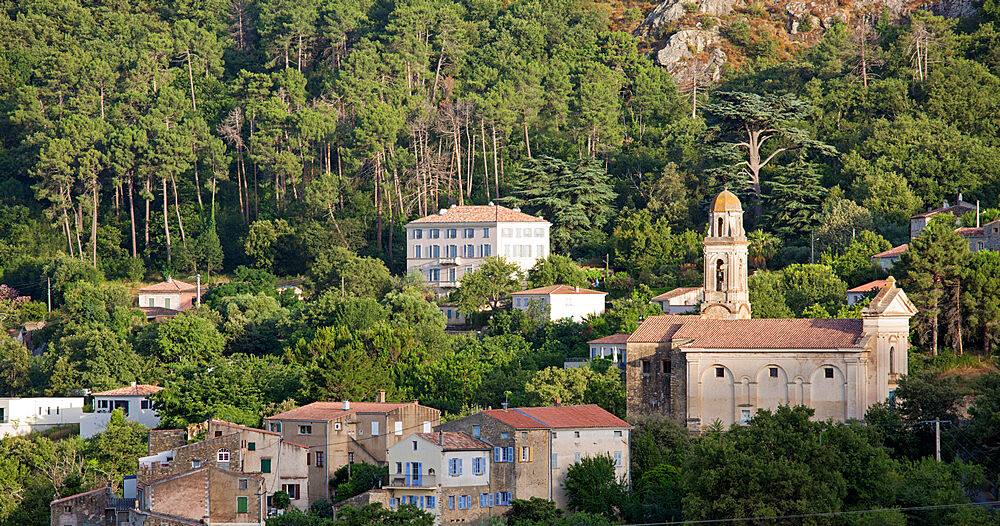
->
[404, 205, 550, 295]
[626, 190, 918, 429]
[511, 285, 606, 322]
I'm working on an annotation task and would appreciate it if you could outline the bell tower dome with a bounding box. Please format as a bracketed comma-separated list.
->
[701, 190, 751, 320]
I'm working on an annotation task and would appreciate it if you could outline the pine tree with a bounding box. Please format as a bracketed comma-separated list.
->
[765, 160, 826, 240]
[897, 216, 970, 356]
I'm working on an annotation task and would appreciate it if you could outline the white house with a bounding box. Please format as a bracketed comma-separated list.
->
[385, 431, 492, 524]
[0, 397, 84, 437]
[137, 277, 200, 320]
[511, 285, 606, 322]
[650, 287, 702, 314]
[405, 204, 551, 295]
[587, 334, 630, 368]
[81, 383, 163, 438]
[847, 280, 886, 306]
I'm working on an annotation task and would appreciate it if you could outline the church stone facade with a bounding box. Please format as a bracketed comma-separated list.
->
[626, 190, 918, 428]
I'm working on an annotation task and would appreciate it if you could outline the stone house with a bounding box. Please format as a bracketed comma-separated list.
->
[909, 196, 976, 239]
[140, 465, 265, 525]
[511, 285, 607, 322]
[385, 432, 493, 524]
[139, 419, 310, 512]
[81, 383, 163, 438]
[137, 277, 200, 319]
[49, 485, 136, 526]
[437, 405, 631, 510]
[264, 396, 441, 504]
[404, 204, 551, 295]
[627, 191, 917, 428]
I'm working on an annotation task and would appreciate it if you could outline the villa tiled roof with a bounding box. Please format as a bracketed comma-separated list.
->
[512, 285, 605, 296]
[910, 201, 976, 219]
[650, 287, 701, 301]
[955, 226, 984, 238]
[268, 401, 426, 421]
[672, 318, 865, 349]
[407, 205, 547, 224]
[139, 278, 197, 293]
[627, 315, 697, 343]
[873, 244, 908, 259]
[847, 280, 887, 293]
[93, 384, 164, 397]
[416, 432, 492, 450]
[482, 405, 630, 430]
[587, 333, 631, 345]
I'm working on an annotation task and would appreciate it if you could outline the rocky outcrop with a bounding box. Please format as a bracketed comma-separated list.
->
[637, 0, 741, 37]
[655, 28, 728, 81]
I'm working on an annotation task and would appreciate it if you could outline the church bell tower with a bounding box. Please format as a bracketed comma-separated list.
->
[701, 190, 751, 320]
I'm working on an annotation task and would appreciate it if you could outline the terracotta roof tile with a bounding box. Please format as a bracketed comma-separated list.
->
[268, 401, 431, 421]
[211, 419, 280, 437]
[416, 432, 492, 450]
[511, 285, 605, 296]
[672, 318, 864, 349]
[587, 333, 631, 345]
[910, 201, 976, 219]
[955, 226, 984, 238]
[51, 487, 108, 505]
[628, 315, 698, 343]
[93, 384, 164, 397]
[482, 405, 630, 429]
[873, 244, 908, 259]
[139, 279, 197, 293]
[407, 205, 548, 224]
[650, 287, 701, 301]
[847, 280, 887, 293]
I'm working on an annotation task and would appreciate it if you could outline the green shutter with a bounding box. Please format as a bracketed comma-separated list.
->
[237, 496, 248, 513]
[261, 458, 271, 473]
[247, 442, 256, 451]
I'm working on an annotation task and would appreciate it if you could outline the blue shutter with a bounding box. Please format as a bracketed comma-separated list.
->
[494, 447, 501, 462]
[420, 496, 425, 508]
[414, 462, 422, 485]
[489, 493, 494, 507]
[449, 496, 454, 509]
[457, 458, 463, 474]
[495, 492, 500, 505]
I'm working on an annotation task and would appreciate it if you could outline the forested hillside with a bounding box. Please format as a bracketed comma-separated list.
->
[2, 0, 1000, 523]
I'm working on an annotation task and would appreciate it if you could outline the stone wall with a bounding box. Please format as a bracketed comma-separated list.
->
[149, 429, 188, 455]
[49, 488, 110, 526]
[626, 342, 675, 418]
[139, 433, 242, 483]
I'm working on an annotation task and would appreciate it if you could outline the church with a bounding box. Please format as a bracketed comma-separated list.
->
[625, 190, 918, 428]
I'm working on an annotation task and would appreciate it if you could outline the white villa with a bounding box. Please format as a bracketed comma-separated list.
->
[405, 204, 551, 295]
[511, 285, 607, 322]
[81, 383, 164, 438]
[0, 397, 84, 437]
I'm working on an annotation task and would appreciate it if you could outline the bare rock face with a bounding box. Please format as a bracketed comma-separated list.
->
[655, 28, 728, 81]
[637, 0, 741, 37]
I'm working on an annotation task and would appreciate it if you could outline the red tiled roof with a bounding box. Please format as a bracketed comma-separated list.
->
[416, 432, 492, 450]
[672, 318, 864, 349]
[628, 315, 697, 343]
[482, 405, 630, 430]
[588, 333, 631, 345]
[864, 276, 918, 316]
[408, 205, 547, 224]
[93, 384, 164, 397]
[211, 419, 281, 437]
[955, 226, 984, 238]
[268, 401, 429, 421]
[139, 278, 197, 293]
[873, 244, 908, 259]
[650, 287, 701, 301]
[51, 487, 108, 505]
[512, 285, 605, 296]
[847, 280, 887, 293]
[910, 201, 975, 219]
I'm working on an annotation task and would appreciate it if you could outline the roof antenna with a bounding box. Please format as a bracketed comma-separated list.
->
[502, 393, 509, 411]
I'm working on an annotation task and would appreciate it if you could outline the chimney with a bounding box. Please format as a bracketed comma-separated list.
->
[943, 199, 949, 208]
[342, 400, 350, 410]
[130, 381, 137, 387]
[377, 390, 386, 403]
[959, 192, 964, 202]
[555, 397, 562, 406]
[502, 401, 509, 411]
[574, 285, 579, 292]
[439, 431, 444, 445]
[166, 275, 172, 283]
[412, 399, 419, 405]
[122, 475, 137, 500]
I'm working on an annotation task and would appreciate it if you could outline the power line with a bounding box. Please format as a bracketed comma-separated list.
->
[624, 501, 1000, 525]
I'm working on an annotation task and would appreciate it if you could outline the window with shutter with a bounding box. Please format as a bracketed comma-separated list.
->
[237, 497, 248, 514]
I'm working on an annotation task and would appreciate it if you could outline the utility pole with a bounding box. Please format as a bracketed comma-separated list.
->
[918, 419, 950, 461]
[47, 277, 51, 312]
[604, 253, 609, 287]
[810, 232, 815, 264]
[196, 274, 201, 307]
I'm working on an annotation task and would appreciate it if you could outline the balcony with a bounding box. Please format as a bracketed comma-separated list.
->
[438, 257, 463, 266]
[435, 281, 460, 289]
[387, 474, 436, 488]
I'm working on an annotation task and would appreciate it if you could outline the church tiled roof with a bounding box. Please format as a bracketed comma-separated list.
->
[627, 315, 697, 343]
[629, 316, 866, 349]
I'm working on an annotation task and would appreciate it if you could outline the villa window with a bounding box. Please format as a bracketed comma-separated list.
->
[217, 448, 230, 463]
[716, 367, 725, 378]
[641, 360, 651, 374]
[769, 367, 778, 378]
[825, 367, 834, 379]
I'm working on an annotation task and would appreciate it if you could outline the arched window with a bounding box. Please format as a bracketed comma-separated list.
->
[217, 448, 230, 463]
[889, 347, 896, 374]
[715, 259, 725, 291]
[717, 217, 724, 236]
